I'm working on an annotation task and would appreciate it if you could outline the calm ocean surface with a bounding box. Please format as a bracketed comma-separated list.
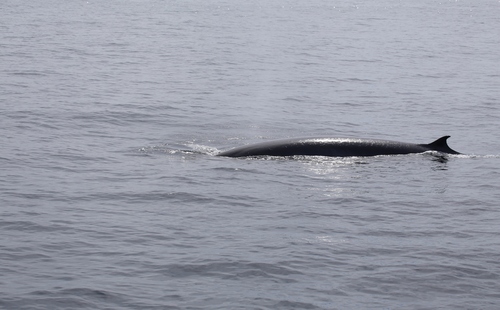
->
[1, 0, 500, 309]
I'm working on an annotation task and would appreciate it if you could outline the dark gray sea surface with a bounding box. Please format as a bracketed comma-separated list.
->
[1, 0, 500, 309]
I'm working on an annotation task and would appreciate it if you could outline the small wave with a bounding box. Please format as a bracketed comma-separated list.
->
[186, 143, 220, 156]
[31, 288, 112, 299]
[137, 145, 194, 155]
[158, 260, 303, 282]
[0, 220, 72, 233]
[8, 71, 47, 76]
[137, 143, 219, 156]
[273, 300, 322, 309]
[0, 288, 121, 310]
[476, 154, 500, 159]
[446, 154, 500, 159]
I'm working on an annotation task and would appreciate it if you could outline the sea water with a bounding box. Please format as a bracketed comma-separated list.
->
[1, 0, 500, 309]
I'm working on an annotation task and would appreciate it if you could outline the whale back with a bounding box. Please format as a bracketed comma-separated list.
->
[218, 136, 460, 157]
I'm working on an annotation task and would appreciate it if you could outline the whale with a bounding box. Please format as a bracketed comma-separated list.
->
[217, 136, 460, 158]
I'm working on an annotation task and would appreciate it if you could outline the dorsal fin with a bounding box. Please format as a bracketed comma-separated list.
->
[423, 136, 460, 154]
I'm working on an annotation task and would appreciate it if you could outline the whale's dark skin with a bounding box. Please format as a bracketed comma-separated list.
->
[217, 136, 460, 158]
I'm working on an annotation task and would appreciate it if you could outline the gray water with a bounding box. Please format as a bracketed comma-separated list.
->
[1, 0, 500, 309]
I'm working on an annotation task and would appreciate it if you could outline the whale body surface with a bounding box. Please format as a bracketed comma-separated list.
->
[217, 136, 460, 158]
